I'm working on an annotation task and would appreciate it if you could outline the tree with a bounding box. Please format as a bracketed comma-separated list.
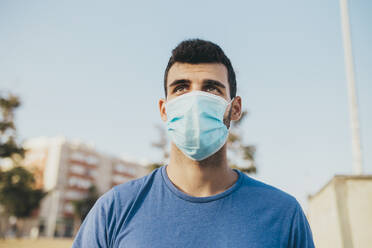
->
[0, 92, 47, 237]
[227, 110, 257, 174]
[147, 108, 257, 174]
[0, 92, 25, 159]
[72, 185, 99, 223]
[147, 124, 169, 172]
[0, 166, 47, 237]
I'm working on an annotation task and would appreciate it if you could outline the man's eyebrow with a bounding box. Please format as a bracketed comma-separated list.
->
[169, 79, 191, 88]
[202, 79, 226, 89]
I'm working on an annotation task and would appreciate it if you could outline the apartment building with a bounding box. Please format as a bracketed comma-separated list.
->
[22, 136, 149, 238]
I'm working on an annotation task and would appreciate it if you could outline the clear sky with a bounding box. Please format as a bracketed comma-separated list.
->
[1, 0, 371, 210]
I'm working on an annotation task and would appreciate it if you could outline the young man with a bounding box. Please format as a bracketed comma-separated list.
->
[72, 39, 315, 247]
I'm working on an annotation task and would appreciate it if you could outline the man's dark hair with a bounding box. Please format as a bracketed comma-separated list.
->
[164, 39, 237, 99]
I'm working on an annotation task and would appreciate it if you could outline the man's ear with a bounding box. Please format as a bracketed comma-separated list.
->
[230, 96, 242, 121]
[159, 98, 167, 122]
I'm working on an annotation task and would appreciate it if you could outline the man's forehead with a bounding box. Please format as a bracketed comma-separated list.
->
[167, 62, 229, 85]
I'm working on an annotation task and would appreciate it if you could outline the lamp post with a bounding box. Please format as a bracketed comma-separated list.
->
[339, 0, 363, 175]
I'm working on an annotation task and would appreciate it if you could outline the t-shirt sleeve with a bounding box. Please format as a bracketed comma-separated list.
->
[288, 202, 315, 248]
[72, 188, 117, 248]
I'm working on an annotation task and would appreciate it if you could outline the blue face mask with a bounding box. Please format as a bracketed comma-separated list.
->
[165, 91, 234, 161]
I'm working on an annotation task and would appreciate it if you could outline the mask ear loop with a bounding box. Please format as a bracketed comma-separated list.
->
[226, 97, 235, 131]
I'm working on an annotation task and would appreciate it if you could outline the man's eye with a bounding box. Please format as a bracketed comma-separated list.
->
[205, 86, 220, 93]
[174, 85, 187, 93]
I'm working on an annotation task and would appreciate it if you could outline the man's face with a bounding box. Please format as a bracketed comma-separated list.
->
[166, 62, 231, 101]
[159, 62, 241, 126]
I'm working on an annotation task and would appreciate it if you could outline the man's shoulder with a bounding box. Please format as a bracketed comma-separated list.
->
[239, 173, 299, 209]
[106, 167, 159, 206]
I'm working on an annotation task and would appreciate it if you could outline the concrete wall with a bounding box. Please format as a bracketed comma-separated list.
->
[345, 178, 372, 248]
[308, 179, 343, 247]
[308, 175, 372, 248]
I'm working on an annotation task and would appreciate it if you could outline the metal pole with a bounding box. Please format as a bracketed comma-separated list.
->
[339, 0, 363, 174]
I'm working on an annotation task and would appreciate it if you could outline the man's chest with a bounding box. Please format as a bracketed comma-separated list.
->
[111, 204, 288, 248]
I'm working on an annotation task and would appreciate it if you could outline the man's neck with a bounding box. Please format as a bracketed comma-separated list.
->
[166, 143, 238, 197]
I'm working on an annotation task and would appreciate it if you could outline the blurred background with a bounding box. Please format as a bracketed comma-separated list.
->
[0, 0, 371, 247]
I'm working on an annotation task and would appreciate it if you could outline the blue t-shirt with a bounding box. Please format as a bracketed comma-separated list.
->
[72, 165, 315, 247]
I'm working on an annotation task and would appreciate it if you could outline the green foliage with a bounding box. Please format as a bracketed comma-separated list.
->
[0, 166, 47, 218]
[0, 92, 25, 159]
[151, 124, 169, 161]
[147, 163, 162, 172]
[227, 110, 257, 174]
[72, 185, 99, 222]
[0, 93, 21, 119]
[0, 137, 25, 158]
[0, 91, 46, 224]
[147, 124, 169, 173]
[230, 163, 256, 174]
